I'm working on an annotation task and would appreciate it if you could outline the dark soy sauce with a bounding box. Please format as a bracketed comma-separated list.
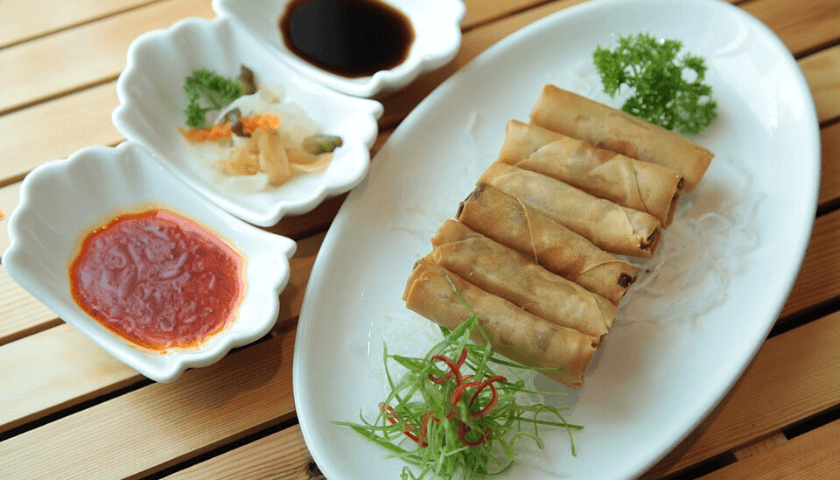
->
[279, 0, 415, 78]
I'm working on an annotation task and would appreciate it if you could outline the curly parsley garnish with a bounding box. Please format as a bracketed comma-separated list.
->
[335, 276, 580, 479]
[183, 66, 256, 129]
[593, 33, 717, 135]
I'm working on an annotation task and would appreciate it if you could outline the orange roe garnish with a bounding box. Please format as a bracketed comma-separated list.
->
[179, 114, 281, 142]
[241, 114, 281, 132]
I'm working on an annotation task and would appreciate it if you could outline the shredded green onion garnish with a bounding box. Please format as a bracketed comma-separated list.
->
[334, 275, 581, 479]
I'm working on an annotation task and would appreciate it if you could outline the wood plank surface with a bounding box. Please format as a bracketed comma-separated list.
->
[0, 0, 165, 49]
[0, 265, 60, 346]
[0, 0, 215, 115]
[819, 121, 840, 210]
[0, 83, 121, 187]
[0, 323, 140, 433]
[801, 46, 840, 124]
[165, 425, 318, 480]
[702, 420, 840, 479]
[642, 310, 840, 478]
[0, 323, 297, 480]
[780, 209, 840, 319]
[743, 0, 840, 57]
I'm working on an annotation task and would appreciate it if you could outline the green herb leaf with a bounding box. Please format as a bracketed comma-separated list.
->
[183, 68, 251, 129]
[593, 32, 717, 135]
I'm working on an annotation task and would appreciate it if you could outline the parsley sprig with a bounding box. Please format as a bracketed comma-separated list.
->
[182, 66, 256, 129]
[593, 33, 717, 135]
[335, 276, 580, 479]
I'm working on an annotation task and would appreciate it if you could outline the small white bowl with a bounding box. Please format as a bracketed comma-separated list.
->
[1, 142, 297, 383]
[213, 0, 466, 98]
[113, 16, 383, 227]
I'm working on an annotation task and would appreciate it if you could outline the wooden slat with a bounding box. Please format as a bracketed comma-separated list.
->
[701, 421, 840, 479]
[0, 0, 215, 115]
[0, 231, 324, 433]
[642, 310, 840, 478]
[165, 425, 317, 480]
[779, 209, 840, 319]
[0, 83, 121, 187]
[0, 0, 164, 49]
[800, 46, 840, 124]
[0, 324, 298, 480]
[0, 265, 61, 346]
[743, 0, 840, 57]
[461, 0, 573, 29]
[0, 324, 140, 433]
[818, 122, 840, 209]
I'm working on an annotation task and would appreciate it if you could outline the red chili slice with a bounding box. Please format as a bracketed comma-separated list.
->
[468, 375, 507, 418]
[428, 348, 468, 385]
[417, 412, 434, 447]
[380, 403, 397, 420]
[450, 380, 482, 406]
[458, 421, 490, 447]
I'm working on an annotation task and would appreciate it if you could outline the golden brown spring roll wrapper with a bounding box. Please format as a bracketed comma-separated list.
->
[402, 260, 597, 387]
[499, 120, 684, 227]
[457, 183, 637, 304]
[529, 85, 714, 192]
[479, 162, 661, 258]
[430, 219, 616, 340]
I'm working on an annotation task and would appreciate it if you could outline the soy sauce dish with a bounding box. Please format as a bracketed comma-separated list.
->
[1, 143, 296, 383]
[213, 0, 466, 97]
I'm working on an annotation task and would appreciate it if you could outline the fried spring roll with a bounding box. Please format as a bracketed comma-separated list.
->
[529, 85, 713, 192]
[479, 163, 661, 258]
[457, 183, 637, 304]
[403, 260, 598, 388]
[499, 120, 684, 227]
[430, 219, 616, 341]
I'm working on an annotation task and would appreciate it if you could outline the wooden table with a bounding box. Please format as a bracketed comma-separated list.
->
[1, 0, 839, 478]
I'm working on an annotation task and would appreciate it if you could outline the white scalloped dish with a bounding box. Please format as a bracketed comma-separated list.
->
[113, 16, 383, 227]
[1, 143, 297, 383]
[213, 0, 466, 98]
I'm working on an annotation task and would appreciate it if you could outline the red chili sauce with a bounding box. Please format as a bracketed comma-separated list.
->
[69, 209, 245, 352]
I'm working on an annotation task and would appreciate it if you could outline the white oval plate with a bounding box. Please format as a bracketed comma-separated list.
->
[294, 0, 820, 478]
[2, 142, 297, 383]
[113, 16, 383, 227]
[213, 0, 466, 97]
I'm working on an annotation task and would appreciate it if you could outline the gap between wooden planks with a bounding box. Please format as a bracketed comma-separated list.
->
[163, 424, 319, 480]
[0, 321, 299, 480]
[639, 310, 840, 478]
[0, 0, 216, 115]
[701, 420, 840, 479]
[0, 0, 165, 49]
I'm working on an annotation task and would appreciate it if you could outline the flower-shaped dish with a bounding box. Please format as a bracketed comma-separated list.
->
[1, 142, 296, 382]
[213, 0, 466, 98]
[113, 16, 383, 227]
